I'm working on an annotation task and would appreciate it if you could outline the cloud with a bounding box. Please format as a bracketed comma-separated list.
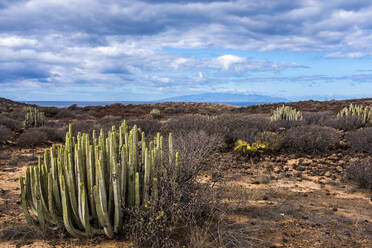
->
[1, 0, 372, 100]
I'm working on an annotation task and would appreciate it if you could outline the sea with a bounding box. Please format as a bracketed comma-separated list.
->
[22, 101, 267, 108]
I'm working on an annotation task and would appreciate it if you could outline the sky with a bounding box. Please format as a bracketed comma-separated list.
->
[2, 0, 372, 101]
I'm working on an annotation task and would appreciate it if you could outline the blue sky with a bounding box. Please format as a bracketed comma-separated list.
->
[2, 0, 372, 101]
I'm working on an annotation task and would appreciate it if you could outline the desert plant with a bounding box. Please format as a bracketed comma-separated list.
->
[234, 140, 269, 154]
[283, 125, 339, 154]
[19, 121, 180, 239]
[150, 108, 161, 119]
[337, 104, 372, 127]
[0, 125, 12, 144]
[254, 131, 283, 151]
[346, 128, 372, 154]
[17, 129, 48, 148]
[346, 158, 372, 189]
[271, 105, 303, 121]
[0, 115, 22, 130]
[24, 107, 46, 128]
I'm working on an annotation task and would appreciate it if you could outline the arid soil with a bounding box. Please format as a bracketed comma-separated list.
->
[1, 147, 371, 247]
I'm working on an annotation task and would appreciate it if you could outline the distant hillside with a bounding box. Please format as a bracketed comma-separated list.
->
[160, 93, 288, 103]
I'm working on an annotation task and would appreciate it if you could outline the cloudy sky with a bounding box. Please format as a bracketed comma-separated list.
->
[2, 0, 372, 101]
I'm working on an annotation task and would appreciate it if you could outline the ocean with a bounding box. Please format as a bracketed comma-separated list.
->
[22, 101, 266, 108]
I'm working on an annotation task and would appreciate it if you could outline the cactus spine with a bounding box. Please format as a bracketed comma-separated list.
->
[24, 107, 46, 128]
[271, 105, 303, 121]
[20, 121, 180, 238]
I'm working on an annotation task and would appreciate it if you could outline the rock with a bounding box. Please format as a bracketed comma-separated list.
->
[325, 171, 332, 177]
[328, 154, 338, 161]
[287, 159, 299, 166]
[336, 166, 343, 173]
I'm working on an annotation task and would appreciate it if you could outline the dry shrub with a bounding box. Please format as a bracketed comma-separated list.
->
[346, 158, 372, 189]
[346, 128, 372, 154]
[126, 181, 217, 247]
[329, 115, 366, 131]
[0, 116, 22, 130]
[17, 129, 48, 148]
[55, 109, 75, 119]
[268, 119, 303, 132]
[38, 126, 66, 142]
[41, 107, 60, 117]
[303, 111, 333, 126]
[283, 125, 339, 154]
[97, 115, 122, 131]
[161, 115, 218, 135]
[214, 114, 270, 144]
[173, 130, 224, 180]
[127, 118, 162, 136]
[71, 120, 95, 135]
[254, 131, 283, 151]
[0, 125, 12, 144]
[125, 131, 222, 247]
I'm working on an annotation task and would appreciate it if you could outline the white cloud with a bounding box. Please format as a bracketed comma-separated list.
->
[216, 54, 246, 70]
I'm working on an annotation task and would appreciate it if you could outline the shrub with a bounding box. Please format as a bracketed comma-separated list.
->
[346, 128, 372, 154]
[0, 116, 22, 130]
[303, 111, 333, 126]
[17, 129, 48, 148]
[234, 140, 269, 155]
[283, 125, 339, 154]
[41, 107, 60, 117]
[127, 118, 162, 136]
[329, 115, 365, 131]
[268, 119, 304, 132]
[346, 158, 372, 189]
[38, 126, 66, 142]
[55, 109, 75, 119]
[71, 120, 95, 135]
[0, 125, 12, 144]
[254, 131, 283, 151]
[214, 114, 270, 144]
[161, 115, 218, 135]
[271, 105, 303, 121]
[173, 130, 224, 180]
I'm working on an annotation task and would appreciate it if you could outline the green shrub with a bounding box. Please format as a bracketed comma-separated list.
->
[271, 105, 303, 121]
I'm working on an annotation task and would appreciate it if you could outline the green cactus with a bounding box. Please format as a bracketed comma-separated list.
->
[337, 103, 372, 126]
[19, 121, 180, 238]
[271, 105, 303, 121]
[24, 107, 46, 128]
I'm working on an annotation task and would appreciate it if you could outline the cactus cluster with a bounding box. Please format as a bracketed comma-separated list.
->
[337, 104, 372, 126]
[19, 121, 180, 238]
[271, 105, 303, 121]
[24, 107, 46, 128]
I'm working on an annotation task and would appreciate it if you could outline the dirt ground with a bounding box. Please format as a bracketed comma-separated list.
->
[1, 146, 371, 247]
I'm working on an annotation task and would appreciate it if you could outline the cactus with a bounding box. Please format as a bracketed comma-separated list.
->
[337, 104, 372, 126]
[19, 121, 180, 238]
[271, 105, 303, 121]
[24, 107, 46, 128]
[150, 108, 161, 119]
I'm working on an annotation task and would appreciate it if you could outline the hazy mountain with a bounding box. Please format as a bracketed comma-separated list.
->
[160, 93, 288, 103]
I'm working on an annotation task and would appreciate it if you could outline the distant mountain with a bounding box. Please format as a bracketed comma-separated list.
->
[160, 93, 288, 103]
